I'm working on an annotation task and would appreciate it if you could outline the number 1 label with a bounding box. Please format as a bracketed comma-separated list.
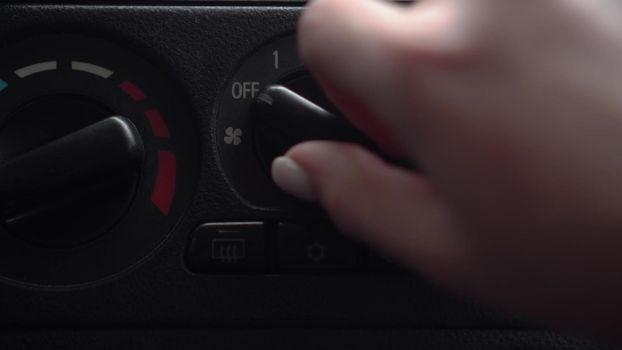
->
[273, 50, 279, 70]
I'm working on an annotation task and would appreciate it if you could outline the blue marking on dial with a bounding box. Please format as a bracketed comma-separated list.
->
[0, 80, 7, 92]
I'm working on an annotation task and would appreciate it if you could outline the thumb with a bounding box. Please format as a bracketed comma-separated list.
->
[272, 141, 472, 284]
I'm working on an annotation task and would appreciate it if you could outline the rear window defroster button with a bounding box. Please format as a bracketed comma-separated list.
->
[186, 222, 266, 273]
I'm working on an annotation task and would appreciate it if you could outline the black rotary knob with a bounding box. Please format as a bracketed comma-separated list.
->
[0, 94, 144, 248]
[0, 33, 198, 285]
[251, 74, 373, 175]
[253, 83, 368, 142]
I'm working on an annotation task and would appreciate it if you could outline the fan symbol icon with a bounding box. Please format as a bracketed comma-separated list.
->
[224, 127, 243, 146]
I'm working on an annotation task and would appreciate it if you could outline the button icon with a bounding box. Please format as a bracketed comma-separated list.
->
[212, 238, 246, 263]
[224, 127, 243, 145]
[307, 242, 327, 263]
[277, 222, 357, 271]
[186, 222, 266, 273]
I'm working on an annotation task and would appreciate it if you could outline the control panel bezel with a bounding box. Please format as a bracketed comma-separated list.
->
[0, 3, 514, 330]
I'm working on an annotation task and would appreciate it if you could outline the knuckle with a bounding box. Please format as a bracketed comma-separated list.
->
[391, 1, 496, 66]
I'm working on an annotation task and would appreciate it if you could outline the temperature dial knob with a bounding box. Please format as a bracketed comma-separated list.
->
[0, 96, 144, 248]
[0, 34, 198, 286]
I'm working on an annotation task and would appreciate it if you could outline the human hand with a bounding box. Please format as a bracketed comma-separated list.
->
[272, 0, 622, 336]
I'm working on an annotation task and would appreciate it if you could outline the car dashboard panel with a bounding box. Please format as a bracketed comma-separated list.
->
[0, 2, 609, 349]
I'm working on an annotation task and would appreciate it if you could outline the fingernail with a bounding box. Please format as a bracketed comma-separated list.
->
[271, 156, 316, 201]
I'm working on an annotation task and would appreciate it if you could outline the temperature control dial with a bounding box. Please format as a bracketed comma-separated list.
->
[0, 99, 143, 248]
[0, 34, 198, 285]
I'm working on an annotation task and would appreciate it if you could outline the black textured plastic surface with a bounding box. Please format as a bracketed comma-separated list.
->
[0, 3, 509, 328]
[0, 329, 615, 350]
[0, 4, 613, 350]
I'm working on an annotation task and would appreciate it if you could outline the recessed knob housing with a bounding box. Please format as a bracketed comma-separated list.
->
[0, 33, 198, 285]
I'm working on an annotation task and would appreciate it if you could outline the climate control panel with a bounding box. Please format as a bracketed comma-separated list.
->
[0, 5, 612, 350]
[0, 30, 390, 285]
[0, 4, 528, 338]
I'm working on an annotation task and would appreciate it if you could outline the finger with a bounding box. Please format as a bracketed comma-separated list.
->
[272, 140, 472, 282]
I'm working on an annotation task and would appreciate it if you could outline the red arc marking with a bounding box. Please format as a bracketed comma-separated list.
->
[151, 150, 177, 216]
[145, 108, 170, 138]
[120, 80, 146, 101]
